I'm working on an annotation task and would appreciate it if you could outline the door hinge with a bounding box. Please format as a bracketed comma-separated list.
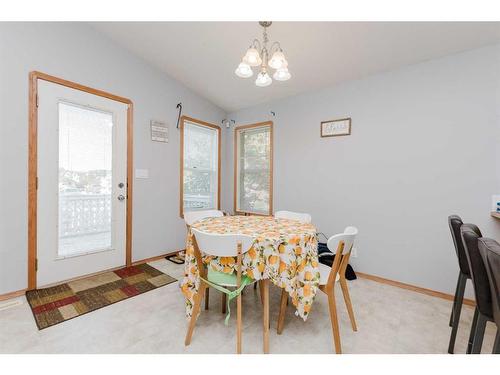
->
[36, 94, 39, 108]
[36, 177, 38, 190]
[35, 258, 38, 272]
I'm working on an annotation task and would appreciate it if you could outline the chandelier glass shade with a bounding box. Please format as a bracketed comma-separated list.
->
[235, 21, 291, 87]
[273, 67, 291, 81]
[235, 62, 253, 78]
[243, 47, 262, 67]
[255, 71, 272, 87]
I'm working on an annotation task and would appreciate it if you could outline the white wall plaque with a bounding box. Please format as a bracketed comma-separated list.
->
[150, 120, 168, 143]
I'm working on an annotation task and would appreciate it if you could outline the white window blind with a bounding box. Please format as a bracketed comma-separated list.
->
[235, 124, 272, 215]
[182, 120, 219, 214]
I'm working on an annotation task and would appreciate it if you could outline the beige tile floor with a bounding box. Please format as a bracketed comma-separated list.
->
[0, 259, 497, 354]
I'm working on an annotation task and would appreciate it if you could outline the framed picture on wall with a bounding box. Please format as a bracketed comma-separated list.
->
[320, 118, 351, 137]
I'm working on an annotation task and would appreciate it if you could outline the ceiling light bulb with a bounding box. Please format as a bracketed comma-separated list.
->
[255, 71, 272, 87]
[273, 67, 291, 81]
[243, 47, 262, 67]
[269, 50, 287, 70]
[235, 62, 253, 78]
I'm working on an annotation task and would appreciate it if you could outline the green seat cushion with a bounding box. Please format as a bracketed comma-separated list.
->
[207, 268, 252, 287]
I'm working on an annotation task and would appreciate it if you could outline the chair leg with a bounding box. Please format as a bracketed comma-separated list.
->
[339, 277, 357, 332]
[221, 293, 227, 314]
[449, 273, 462, 327]
[262, 279, 270, 354]
[471, 313, 487, 354]
[204, 287, 210, 310]
[493, 330, 500, 354]
[277, 289, 288, 334]
[326, 289, 342, 354]
[466, 307, 479, 354]
[236, 292, 242, 354]
[185, 284, 206, 346]
[448, 273, 467, 354]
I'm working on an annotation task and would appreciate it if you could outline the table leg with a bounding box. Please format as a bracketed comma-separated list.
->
[277, 289, 288, 334]
[262, 279, 269, 354]
[258, 280, 265, 305]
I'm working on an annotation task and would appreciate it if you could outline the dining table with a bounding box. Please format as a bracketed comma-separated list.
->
[180, 215, 321, 351]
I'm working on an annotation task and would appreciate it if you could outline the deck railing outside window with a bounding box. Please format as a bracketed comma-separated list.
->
[59, 193, 111, 238]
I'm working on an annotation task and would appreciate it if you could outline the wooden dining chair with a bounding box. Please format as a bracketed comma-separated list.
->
[184, 209, 224, 312]
[277, 226, 358, 354]
[184, 229, 256, 354]
[275, 210, 312, 224]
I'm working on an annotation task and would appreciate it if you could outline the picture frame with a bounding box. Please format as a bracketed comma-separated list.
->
[320, 117, 351, 137]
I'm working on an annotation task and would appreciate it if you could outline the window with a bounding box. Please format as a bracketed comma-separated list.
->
[234, 122, 273, 215]
[180, 117, 220, 217]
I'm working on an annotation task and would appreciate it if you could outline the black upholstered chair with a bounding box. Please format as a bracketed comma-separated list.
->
[448, 215, 472, 353]
[478, 238, 500, 354]
[460, 224, 494, 354]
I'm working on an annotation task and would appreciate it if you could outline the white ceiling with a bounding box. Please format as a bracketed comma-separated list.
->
[90, 22, 500, 112]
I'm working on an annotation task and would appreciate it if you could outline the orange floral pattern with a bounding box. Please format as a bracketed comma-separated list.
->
[180, 215, 320, 320]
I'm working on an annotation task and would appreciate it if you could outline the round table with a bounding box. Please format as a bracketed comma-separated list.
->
[180, 215, 320, 321]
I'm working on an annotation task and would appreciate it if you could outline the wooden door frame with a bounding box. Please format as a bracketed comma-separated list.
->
[28, 71, 134, 290]
[233, 121, 274, 216]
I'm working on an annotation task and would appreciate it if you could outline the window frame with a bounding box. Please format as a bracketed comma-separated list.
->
[233, 121, 274, 216]
[179, 116, 221, 218]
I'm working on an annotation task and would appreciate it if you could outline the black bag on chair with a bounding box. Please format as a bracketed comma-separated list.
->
[317, 240, 357, 281]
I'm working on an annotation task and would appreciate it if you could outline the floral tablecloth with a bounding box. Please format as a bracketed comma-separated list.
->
[180, 215, 320, 320]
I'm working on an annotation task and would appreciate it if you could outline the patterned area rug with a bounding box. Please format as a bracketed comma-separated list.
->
[26, 263, 176, 330]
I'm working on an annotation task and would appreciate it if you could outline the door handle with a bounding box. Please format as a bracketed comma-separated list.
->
[117, 194, 126, 201]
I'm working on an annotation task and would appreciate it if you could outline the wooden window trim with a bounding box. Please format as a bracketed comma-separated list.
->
[233, 121, 274, 216]
[28, 71, 134, 290]
[179, 116, 221, 218]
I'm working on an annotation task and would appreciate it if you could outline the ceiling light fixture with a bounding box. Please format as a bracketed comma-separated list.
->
[235, 21, 291, 87]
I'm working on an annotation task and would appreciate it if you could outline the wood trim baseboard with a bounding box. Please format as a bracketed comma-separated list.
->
[0, 289, 27, 302]
[131, 249, 184, 266]
[356, 272, 476, 307]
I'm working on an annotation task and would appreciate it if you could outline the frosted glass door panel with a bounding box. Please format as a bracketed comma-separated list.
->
[58, 102, 113, 257]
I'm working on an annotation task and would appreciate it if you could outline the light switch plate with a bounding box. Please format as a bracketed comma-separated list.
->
[135, 169, 149, 179]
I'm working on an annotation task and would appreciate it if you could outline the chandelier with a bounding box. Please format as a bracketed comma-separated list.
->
[235, 21, 291, 87]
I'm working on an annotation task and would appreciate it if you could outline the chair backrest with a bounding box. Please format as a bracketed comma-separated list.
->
[275, 210, 312, 224]
[191, 228, 254, 257]
[448, 215, 470, 277]
[184, 209, 224, 226]
[327, 226, 358, 256]
[478, 237, 500, 327]
[460, 224, 491, 318]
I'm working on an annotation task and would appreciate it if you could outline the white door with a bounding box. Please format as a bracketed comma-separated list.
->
[37, 80, 128, 287]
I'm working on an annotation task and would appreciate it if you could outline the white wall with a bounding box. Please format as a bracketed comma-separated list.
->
[0, 23, 226, 294]
[225, 44, 500, 296]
